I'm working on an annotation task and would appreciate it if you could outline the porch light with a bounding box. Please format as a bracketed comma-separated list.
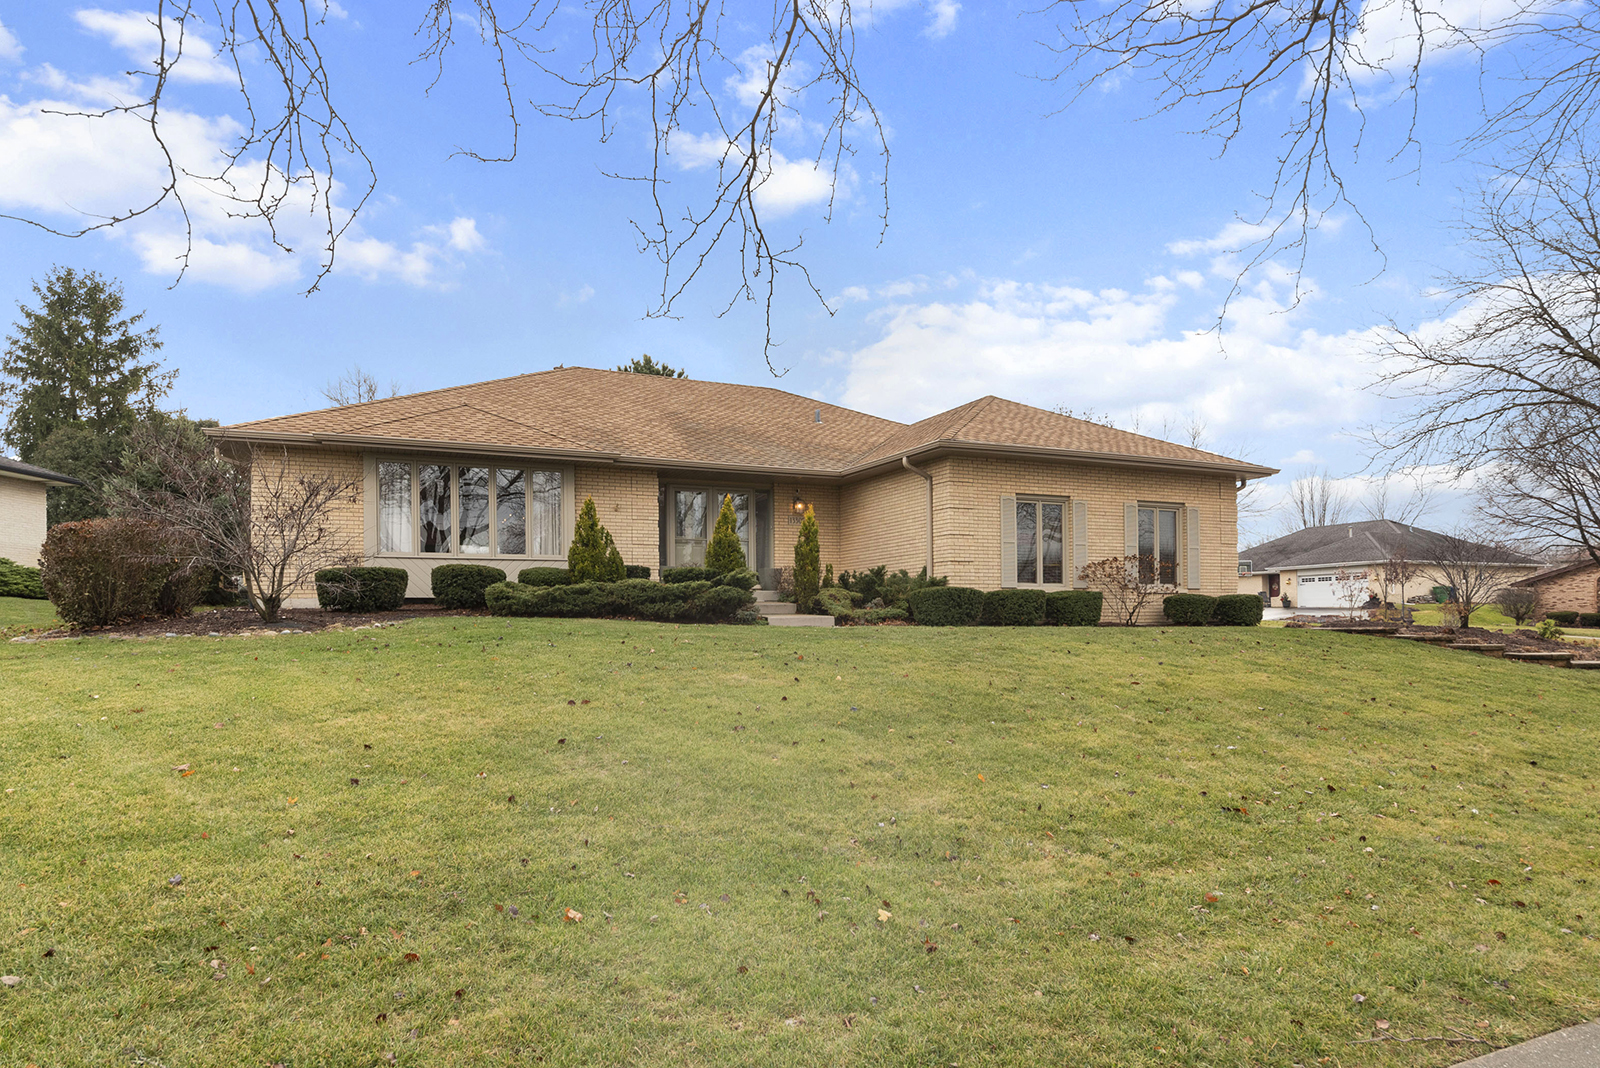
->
[792, 493, 807, 514]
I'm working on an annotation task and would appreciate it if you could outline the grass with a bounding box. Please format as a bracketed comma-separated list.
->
[0, 595, 58, 636]
[2, 620, 1598, 1067]
[1401, 604, 1600, 640]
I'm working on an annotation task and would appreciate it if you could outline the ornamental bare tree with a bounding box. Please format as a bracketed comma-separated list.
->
[1429, 528, 1520, 620]
[1080, 554, 1170, 626]
[105, 420, 359, 622]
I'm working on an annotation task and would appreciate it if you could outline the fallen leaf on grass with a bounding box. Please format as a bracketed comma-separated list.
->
[563, 908, 583, 923]
[171, 764, 190, 772]
[1375, 1020, 1390, 1029]
[877, 909, 892, 923]
[403, 952, 420, 963]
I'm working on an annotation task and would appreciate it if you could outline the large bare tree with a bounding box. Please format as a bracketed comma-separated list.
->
[5, 1, 1600, 352]
[1374, 159, 1600, 563]
[1280, 467, 1351, 532]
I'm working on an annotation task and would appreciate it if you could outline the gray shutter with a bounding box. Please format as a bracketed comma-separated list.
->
[1000, 496, 1017, 588]
[1124, 502, 1140, 584]
[1071, 499, 1088, 588]
[1186, 506, 1202, 589]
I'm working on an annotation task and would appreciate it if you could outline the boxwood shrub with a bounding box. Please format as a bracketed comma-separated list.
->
[1212, 593, 1264, 627]
[1045, 590, 1103, 626]
[0, 557, 47, 600]
[1545, 610, 1579, 625]
[517, 566, 572, 587]
[485, 578, 752, 622]
[431, 563, 508, 609]
[1580, 612, 1600, 628]
[982, 589, 1047, 626]
[1163, 593, 1218, 626]
[625, 564, 653, 580]
[905, 586, 984, 626]
[315, 567, 408, 612]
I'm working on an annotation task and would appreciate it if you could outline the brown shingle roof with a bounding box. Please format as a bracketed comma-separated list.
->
[215, 366, 1274, 477]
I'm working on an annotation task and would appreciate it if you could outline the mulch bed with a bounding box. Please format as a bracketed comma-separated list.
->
[21, 603, 489, 641]
[1312, 622, 1586, 655]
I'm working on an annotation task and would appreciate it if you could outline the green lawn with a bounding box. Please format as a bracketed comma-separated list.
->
[2, 621, 1597, 1067]
[0, 595, 57, 635]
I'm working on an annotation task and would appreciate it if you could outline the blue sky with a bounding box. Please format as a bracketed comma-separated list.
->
[0, 3, 1509, 541]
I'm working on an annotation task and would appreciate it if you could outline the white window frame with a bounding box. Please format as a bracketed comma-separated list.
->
[366, 455, 572, 560]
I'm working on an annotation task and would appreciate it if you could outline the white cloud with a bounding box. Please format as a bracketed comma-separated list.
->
[1341, 0, 1534, 78]
[320, 0, 350, 19]
[836, 273, 1384, 444]
[667, 130, 843, 216]
[866, 0, 961, 39]
[75, 9, 237, 84]
[0, 78, 485, 290]
[0, 20, 23, 63]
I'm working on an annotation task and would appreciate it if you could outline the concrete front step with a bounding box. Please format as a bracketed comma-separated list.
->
[756, 602, 797, 616]
[752, 588, 780, 602]
[765, 614, 836, 627]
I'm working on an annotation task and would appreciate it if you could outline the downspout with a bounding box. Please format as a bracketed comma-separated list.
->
[902, 456, 934, 578]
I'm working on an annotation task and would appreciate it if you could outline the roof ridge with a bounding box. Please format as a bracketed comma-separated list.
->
[948, 395, 999, 440]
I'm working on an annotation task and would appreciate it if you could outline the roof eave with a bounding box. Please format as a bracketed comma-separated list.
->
[847, 439, 1277, 479]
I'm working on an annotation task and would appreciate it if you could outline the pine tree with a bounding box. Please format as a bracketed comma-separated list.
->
[704, 494, 747, 574]
[2, 266, 172, 461]
[615, 354, 687, 378]
[568, 496, 627, 582]
[793, 507, 820, 613]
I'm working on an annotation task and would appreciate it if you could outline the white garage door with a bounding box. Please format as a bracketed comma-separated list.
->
[1296, 572, 1342, 608]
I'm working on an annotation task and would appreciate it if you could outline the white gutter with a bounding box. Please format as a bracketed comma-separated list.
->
[902, 455, 934, 578]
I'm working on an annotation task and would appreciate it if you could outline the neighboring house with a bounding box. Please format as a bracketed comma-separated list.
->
[210, 367, 1275, 615]
[1508, 560, 1600, 619]
[1238, 520, 1541, 608]
[0, 456, 84, 568]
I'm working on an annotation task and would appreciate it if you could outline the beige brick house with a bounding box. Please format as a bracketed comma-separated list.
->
[211, 367, 1274, 619]
[1508, 560, 1600, 619]
[0, 457, 83, 567]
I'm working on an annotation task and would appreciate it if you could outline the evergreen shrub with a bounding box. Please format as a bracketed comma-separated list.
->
[1545, 611, 1579, 625]
[1212, 594, 1265, 626]
[314, 567, 408, 612]
[485, 579, 752, 622]
[0, 557, 47, 599]
[981, 589, 1047, 626]
[431, 563, 508, 609]
[1045, 590, 1103, 626]
[518, 567, 571, 586]
[1163, 593, 1218, 626]
[905, 586, 984, 626]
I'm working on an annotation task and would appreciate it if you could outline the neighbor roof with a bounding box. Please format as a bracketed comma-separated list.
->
[1509, 559, 1599, 588]
[1240, 520, 1539, 571]
[213, 366, 1275, 479]
[0, 456, 84, 486]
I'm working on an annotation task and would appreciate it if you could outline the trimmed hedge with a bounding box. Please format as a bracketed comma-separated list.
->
[39, 518, 204, 626]
[485, 579, 753, 623]
[1545, 610, 1579, 625]
[314, 567, 408, 612]
[1045, 590, 1103, 626]
[1163, 593, 1218, 626]
[906, 586, 984, 626]
[431, 563, 508, 609]
[518, 567, 572, 587]
[982, 588, 1047, 626]
[1212, 593, 1264, 626]
[662, 566, 717, 584]
[625, 565, 653, 580]
[1580, 612, 1600, 628]
[0, 557, 47, 600]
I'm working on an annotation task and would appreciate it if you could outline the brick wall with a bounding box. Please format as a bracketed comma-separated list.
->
[837, 468, 928, 576]
[574, 465, 662, 575]
[0, 475, 49, 567]
[259, 446, 365, 605]
[772, 481, 842, 574]
[1531, 565, 1600, 617]
[926, 455, 1240, 623]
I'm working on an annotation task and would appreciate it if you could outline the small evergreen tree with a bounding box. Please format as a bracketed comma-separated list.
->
[704, 494, 747, 573]
[569, 496, 627, 582]
[793, 507, 820, 613]
[616, 354, 687, 378]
